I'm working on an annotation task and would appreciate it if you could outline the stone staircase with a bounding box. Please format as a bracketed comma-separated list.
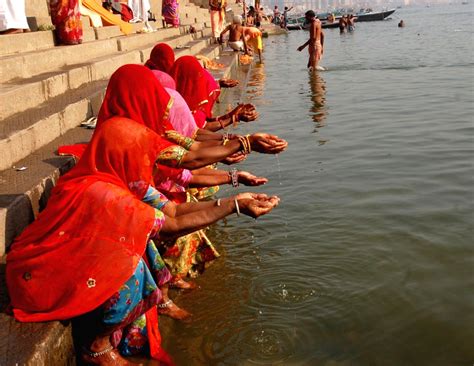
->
[0, 0, 235, 363]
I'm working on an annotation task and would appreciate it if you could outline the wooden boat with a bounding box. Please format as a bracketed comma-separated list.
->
[288, 9, 395, 31]
[356, 9, 396, 22]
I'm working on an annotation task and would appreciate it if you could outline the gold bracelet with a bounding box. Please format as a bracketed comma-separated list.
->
[245, 134, 252, 153]
[238, 135, 251, 154]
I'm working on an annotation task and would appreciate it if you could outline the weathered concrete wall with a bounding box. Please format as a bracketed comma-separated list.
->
[150, 0, 163, 20]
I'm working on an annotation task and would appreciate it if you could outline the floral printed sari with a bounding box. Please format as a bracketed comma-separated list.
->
[50, 0, 83, 45]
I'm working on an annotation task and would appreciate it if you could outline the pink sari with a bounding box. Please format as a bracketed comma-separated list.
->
[165, 88, 198, 138]
[152, 70, 176, 90]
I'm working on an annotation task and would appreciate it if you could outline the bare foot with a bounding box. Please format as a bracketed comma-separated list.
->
[0, 28, 23, 34]
[169, 278, 197, 290]
[81, 349, 142, 366]
[158, 300, 192, 321]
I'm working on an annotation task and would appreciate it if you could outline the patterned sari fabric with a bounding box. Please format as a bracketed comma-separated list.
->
[145, 43, 176, 74]
[50, 0, 83, 45]
[170, 56, 221, 128]
[7, 118, 174, 363]
[162, 0, 179, 27]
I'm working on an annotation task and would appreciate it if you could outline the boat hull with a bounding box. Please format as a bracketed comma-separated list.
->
[357, 9, 395, 22]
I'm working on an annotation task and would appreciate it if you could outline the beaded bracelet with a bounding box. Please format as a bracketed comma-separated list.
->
[229, 168, 239, 187]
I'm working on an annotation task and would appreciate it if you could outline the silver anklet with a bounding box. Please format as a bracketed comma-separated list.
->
[158, 299, 173, 309]
[82, 345, 114, 358]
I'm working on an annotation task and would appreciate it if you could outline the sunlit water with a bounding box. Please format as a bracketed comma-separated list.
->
[162, 4, 474, 365]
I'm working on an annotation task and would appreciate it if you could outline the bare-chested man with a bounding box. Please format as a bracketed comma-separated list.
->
[297, 10, 324, 71]
[220, 15, 249, 54]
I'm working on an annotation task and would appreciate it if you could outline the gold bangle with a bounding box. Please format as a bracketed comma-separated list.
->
[245, 134, 252, 153]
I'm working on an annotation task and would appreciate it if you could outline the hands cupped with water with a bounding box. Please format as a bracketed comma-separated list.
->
[237, 171, 268, 186]
[237, 193, 281, 218]
[249, 133, 288, 154]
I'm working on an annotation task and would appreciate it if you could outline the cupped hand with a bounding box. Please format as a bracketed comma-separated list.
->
[219, 78, 240, 88]
[238, 104, 258, 122]
[249, 133, 288, 154]
[239, 195, 280, 218]
[236, 192, 269, 200]
[221, 151, 248, 165]
[238, 171, 268, 186]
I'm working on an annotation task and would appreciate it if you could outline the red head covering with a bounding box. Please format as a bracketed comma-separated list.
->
[170, 56, 221, 123]
[7, 118, 171, 322]
[98, 64, 174, 135]
[145, 43, 175, 74]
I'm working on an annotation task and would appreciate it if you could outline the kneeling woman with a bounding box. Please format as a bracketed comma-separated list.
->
[6, 119, 279, 365]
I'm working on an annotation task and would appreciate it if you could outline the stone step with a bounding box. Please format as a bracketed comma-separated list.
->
[0, 23, 199, 83]
[117, 27, 181, 52]
[0, 38, 119, 84]
[0, 83, 105, 173]
[94, 25, 124, 40]
[0, 50, 140, 120]
[0, 31, 210, 121]
[0, 31, 55, 57]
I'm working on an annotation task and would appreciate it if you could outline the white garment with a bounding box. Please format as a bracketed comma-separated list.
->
[228, 40, 244, 51]
[79, 3, 103, 27]
[0, 0, 29, 32]
[127, 0, 150, 22]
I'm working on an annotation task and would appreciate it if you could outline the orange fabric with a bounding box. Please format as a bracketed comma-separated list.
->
[7, 118, 168, 322]
[145, 43, 175, 74]
[170, 56, 221, 124]
[81, 0, 133, 34]
[97, 64, 175, 136]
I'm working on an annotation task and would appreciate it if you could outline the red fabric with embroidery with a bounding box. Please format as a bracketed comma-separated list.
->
[169, 56, 221, 124]
[144, 43, 175, 74]
[6, 118, 169, 322]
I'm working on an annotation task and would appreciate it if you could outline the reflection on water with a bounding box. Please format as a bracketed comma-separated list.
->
[308, 72, 327, 127]
[246, 63, 266, 99]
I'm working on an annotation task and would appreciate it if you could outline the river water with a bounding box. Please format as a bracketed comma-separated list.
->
[162, 4, 474, 365]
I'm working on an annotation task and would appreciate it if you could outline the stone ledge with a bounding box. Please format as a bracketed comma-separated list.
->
[0, 127, 93, 255]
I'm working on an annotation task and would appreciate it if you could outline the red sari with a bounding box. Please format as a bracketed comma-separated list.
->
[50, 0, 83, 45]
[144, 43, 176, 74]
[169, 56, 221, 128]
[6, 118, 170, 322]
[97, 64, 175, 135]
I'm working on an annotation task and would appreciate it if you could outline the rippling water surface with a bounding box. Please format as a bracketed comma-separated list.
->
[162, 4, 474, 365]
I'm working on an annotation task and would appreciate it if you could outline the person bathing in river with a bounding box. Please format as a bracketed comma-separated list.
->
[347, 14, 356, 32]
[220, 15, 249, 54]
[297, 10, 324, 71]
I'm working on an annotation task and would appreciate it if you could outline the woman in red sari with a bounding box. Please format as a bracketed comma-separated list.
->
[50, 0, 83, 45]
[7, 117, 280, 365]
[145, 43, 175, 74]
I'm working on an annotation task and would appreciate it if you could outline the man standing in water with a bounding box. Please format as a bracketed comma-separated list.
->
[297, 10, 324, 71]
